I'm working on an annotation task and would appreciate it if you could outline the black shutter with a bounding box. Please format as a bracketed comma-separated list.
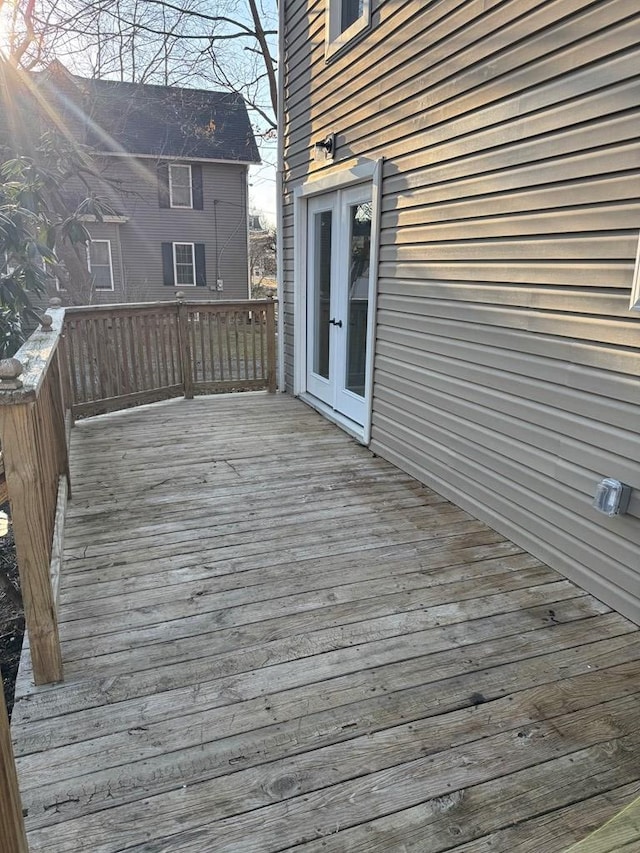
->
[158, 163, 170, 208]
[192, 165, 203, 210]
[194, 243, 206, 286]
[162, 242, 174, 285]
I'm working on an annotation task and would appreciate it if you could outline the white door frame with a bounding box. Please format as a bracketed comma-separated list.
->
[293, 159, 383, 444]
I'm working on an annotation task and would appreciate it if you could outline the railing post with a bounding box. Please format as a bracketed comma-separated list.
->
[0, 686, 28, 853]
[0, 359, 63, 686]
[42, 306, 71, 498]
[51, 299, 75, 430]
[175, 293, 194, 400]
[265, 299, 277, 393]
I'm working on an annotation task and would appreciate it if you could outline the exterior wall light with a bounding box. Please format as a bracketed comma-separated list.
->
[313, 133, 335, 162]
[592, 478, 632, 517]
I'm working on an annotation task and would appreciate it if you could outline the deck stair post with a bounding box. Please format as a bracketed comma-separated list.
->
[266, 298, 277, 392]
[0, 685, 28, 853]
[175, 292, 194, 399]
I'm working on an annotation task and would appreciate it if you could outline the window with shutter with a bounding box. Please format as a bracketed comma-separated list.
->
[169, 164, 193, 208]
[173, 242, 195, 285]
[162, 243, 206, 287]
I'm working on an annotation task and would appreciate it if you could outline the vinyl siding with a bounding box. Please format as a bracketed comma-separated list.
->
[80, 157, 250, 302]
[281, 0, 640, 622]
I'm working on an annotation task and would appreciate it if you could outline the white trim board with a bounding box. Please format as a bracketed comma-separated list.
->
[629, 232, 640, 311]
[294, 159, 378, 199]
[298, 393, 368, 444]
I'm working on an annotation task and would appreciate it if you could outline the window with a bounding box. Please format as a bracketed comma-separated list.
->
[173, 242, 195, 286]
[87, 239, 114, 291]
[326, 0, 370, 59]
[169, 164, 193, 208]
[162, 242, 206, 287]
[158, 163, 204, 210]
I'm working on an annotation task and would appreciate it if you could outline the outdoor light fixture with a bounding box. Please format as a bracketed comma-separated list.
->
[313, 133, 335, 161]
[592, 478, 632, 517]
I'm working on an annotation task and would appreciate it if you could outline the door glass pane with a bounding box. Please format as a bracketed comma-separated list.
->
[312, 210, 332, 379]
[346, 201, 371, 396]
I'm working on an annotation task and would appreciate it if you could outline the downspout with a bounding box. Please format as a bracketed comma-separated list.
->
[245, 165, 251, 298]
[276, 0, 285, 392]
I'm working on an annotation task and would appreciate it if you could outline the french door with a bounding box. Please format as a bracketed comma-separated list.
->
[306, 186, 373, 427]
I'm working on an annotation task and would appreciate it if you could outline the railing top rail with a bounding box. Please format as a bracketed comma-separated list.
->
[0, 305, 66, 404]
[65, 298, 278, 317]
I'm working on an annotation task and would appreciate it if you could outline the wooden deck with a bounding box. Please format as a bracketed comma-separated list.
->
[10, 393, 640, 852]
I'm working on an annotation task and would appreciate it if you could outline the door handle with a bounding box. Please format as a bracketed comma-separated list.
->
[329, 318, 343, 328]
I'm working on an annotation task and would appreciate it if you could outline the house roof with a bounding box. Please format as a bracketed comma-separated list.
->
[38, 64, 261, 164]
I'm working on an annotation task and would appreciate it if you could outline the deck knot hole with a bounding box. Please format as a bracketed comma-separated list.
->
[266, 774, 301, 800]
[432, 790, 464, 814]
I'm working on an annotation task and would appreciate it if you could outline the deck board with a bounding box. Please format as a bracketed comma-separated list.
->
[10, 393, 640, 852]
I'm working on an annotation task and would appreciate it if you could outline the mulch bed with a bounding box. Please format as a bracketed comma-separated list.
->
[0, 508, 24, 719]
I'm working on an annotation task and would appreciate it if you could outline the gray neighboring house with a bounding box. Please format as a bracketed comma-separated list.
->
[279, 2, 640, 622]
[38, 63, 260, 303]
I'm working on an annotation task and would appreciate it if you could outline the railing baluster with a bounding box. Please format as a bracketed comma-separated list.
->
[75, 319, 88, 403]
[101, 317, 110, 400]
[175, 296, 193, 399]
[51, 350, 71, 495]
[88, 318, 99, 400]
[167, 312, 176, 386]
[266, 301, 277, 392]
[189, 310, 198, 385]
[95, 317, 108, 401]
[259, 307, 266, 381]
[134, 313, 146, 391]
[160, 313, 168, 389]
[224, 313, 233, 377]
[126, 314, 138, 393]
[205, 310, 214, 382]
[214, 312, 224, 381]
[251, 310, 258, 379]
[0, 684, 28, 853]
[231, 312, 239, 383]
[65, 318, 78, 403]
[241, 310, 249, 380]
[152, 313, 162, 389]
[140, 313, 148, 390]
[115, 315, 128, 397]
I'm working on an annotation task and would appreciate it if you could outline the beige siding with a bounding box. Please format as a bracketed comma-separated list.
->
[282, 0, 640, 622]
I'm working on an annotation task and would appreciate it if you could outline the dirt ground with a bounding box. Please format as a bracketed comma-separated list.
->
[0, 512, 23, 719]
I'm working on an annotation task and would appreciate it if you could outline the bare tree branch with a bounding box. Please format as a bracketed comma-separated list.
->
[5, 0, 278, 156]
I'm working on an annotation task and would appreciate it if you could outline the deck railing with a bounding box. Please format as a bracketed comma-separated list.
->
[0, 295, 277, 684]
[0, 295, 277, 851]
[0, 307, 71, 851]
[64, 295, 277, 417]
[0, 306, 69, 688]
[0, 298, 276, 684]
[0, 294, 277, 681]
